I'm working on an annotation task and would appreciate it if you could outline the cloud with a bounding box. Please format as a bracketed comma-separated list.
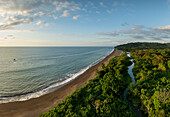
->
[96, 11, 100, 14]
[113, 2, 118, 7]
[39, 12, 45, 17]
[33, 11, 46, 18]
[36, 21, 49, 26]
[61, 10, 70, 17]
[72, 15, 80, 20]
[14, 30, 36, 32]
[56, 6, 63, 11]
[36, 21, 46, 25]
[0, 29, 36, 33]
[121, 22, 129, 26]
[130, 35, 144, 39]
[106, 10, 112, 14]
[98, 24, 170, 41]
[54, 1, 80, 12]
[155, 25, 170, 30]
[0, 15, 34, 30]
[0, 0, 79, 16]
[0, 0, 81, 31]
[98, 30, 120, 36]
[154, 25, 170, 33]
[99, 2, 104, 6]
[0, 0, 43, 16]
[106, 9, 116, 14]
[0, 21, 23, 30]
[53, 16, 58, 20]
[2, 35, 15, 40]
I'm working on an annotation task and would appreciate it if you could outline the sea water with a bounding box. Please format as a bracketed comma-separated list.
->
[0, 47, 113, 103]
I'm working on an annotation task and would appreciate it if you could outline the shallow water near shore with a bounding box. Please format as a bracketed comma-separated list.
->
[0, 47, 113, 103]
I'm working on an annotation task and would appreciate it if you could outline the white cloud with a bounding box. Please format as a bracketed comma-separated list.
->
[0, 0, 43, 16]
[96, 11, 100, 14]
[36, 21, 46, 25]
[61, 10, 70, 17]
[39, 12, 45, 17]
[55, 1, 80, 12]
[23, 17, 33, 24]
[154, 25, 170, 30]
[36, 20, 49, 26]
[53, 16, 58, 20]
[0, 0, 81, 31]
[15, 30, 36, 32]
[56, 6, 63, 11]
[0, 29, 36, 32]
[73, 15, 80, 20]
[99, 2, 104, 6]
[152, 25, 170, 36]
[106, 9, 116, 14]
[0, 16, 34, 30]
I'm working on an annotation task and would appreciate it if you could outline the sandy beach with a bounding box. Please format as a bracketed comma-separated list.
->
[0, 48, 123, 117]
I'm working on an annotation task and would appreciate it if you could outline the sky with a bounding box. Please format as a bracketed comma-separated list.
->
[0, 0, 169, 46]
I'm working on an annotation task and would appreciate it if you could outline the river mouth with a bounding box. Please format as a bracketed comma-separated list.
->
[123, 52, 143, 117]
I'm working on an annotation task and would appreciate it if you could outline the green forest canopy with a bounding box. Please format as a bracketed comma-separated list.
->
[115, 42, 170, 51]
[127, 49, 170, 117]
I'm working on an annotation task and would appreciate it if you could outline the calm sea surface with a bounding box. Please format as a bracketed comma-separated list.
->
[0, 47, 113, 103]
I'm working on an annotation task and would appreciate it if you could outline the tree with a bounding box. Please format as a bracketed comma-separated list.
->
[101, 63, 105, 70]
[167, 60, 170, 68]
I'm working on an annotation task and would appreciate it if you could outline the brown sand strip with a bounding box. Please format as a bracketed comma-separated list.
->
[0, 48, 123, 117]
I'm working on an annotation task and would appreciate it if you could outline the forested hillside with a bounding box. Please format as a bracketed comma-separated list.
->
[116, 42, 170, 51]
[40, 54, 135, 117]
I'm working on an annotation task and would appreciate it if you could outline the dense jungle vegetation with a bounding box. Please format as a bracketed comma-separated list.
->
[116, 43, 170, 117]
[40, 53, 135, 117]
[116, 42, 170, 51]
[127, 49, 170, 117]
[116, 42, 170, 116]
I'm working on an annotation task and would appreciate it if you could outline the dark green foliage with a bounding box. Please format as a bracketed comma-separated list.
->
[101, 62, 105, 70]
[127, 49, 170, 117]
[168, 60, 170, 68]
[39, 53, 135, 117]
[115, 42, 170, 52]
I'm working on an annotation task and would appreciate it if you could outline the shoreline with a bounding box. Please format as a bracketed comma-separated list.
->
[0, 48, 123, 117]
[0, 48, 114, 104]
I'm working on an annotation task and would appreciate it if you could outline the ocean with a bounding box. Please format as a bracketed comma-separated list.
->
[0, 47, 113, 103]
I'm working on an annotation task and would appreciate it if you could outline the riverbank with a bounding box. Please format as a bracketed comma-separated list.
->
[0, 48, 123, 117]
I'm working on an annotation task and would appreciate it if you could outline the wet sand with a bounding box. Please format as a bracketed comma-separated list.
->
[0, 48, 123, 117]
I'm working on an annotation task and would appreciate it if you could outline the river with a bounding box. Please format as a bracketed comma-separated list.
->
[123, 53, 143, 117]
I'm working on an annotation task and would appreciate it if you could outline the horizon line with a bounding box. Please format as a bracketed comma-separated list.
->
[0, 46, 115, 47]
